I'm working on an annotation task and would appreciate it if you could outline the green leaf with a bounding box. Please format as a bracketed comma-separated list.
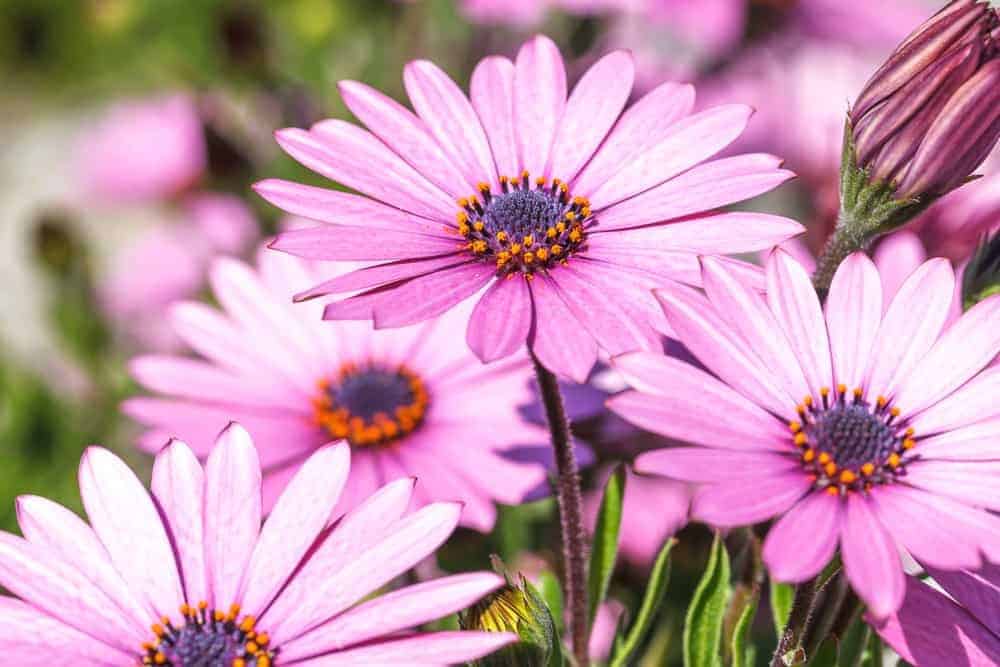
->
[731, 587, 759, 667]
[809, 639, 838, 667]
[538, 571, 564, 635]
[771, 580, 794, 640]
[837, 613, 870, 667]
[588, 464, 626, 624]
[683, 532, 731, 667]
[609, 538, 676, 667]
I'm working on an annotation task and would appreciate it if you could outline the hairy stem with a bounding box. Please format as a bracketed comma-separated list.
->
[812, 218, 867, 298]
[531, 354, 589, 667]
[771, 576, 819, 667]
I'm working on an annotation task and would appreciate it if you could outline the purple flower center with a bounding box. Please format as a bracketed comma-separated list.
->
[790, 385, 917, 496]
[312, 362, 429, 447]
[456, 171, 591, 278]
[141, 602, 276, 667]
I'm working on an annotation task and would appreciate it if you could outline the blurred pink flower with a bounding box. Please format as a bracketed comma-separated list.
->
[0, 423, 515, 665]
[76, 94, 207, 204]
[790, 0, 935, 49]
[99, 193, 258, 350]
[125, 246, 551, 531]
[609, 250, 1000, 618]
[257, 35, 800, 382]
[873, 564, 1000, 666]
[587, 598, 626, 662]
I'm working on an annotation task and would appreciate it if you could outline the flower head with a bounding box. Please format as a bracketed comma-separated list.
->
[125, 246, 550, 531]
[850, 0, 1000, 200]
[0, 424, 514, 665]
[255, 35, 802, 382]
[608, 250, 1000, 618]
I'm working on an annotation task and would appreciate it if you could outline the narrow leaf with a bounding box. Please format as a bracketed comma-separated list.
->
[609, 538, 676, 667]
[538, 570, 565, 635]
[731, 587, 759, 667]
[683, 532, 731, 667]
[771, 580, 794, 640]
[588, 464, 626, 624]
[809, 639, 838, 667]
[837, 614, 870, 667]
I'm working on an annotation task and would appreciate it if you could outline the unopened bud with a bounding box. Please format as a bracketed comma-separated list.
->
[962, 230, 1000, 309]
[459, 558, 557, 667]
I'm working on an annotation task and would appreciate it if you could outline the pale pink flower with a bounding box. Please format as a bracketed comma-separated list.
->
[609, 250, 1000, 618]
[125, 246, 550, 531]
[256, 35, 801, 382]
[77, 94, 206, 204]
[0, 424, 514, 665]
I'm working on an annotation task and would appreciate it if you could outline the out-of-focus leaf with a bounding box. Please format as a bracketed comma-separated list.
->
[810, 639, 839, 667]
[609, 538, 675, 667]
[771, 580, 795, 640]
[638, 614, 675, 667]
[538, 570, 564, 636]
[731, 586, 759, 667]
[588, 464, 625, 624]
[683, 532, 730, 667]
[838, 613, 870, 667]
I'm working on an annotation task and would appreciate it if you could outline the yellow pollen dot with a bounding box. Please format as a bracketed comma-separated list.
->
[796, 404, 806, 415]
[510, 243, 522, 255]
[258, 656, 272, 667]
[152, 624, 165, 637]
[525, 273, 535, 281]
[902, 438, 915, 450]
[473, 221, 485, 232]
[861, 462, 875, 476]
[551, 245, 563, 256]
[234, 660, 246, 667]
[546, 226, 557, 239]
[535, 176, 547, 186]
[240, 616, 257, 633]
[853, 387, 863, 398]
[825, 486, 840, 496]
[559, 182, 568, 193]
[877, 396, 888, 408]
[213, 610, 224, 622]
[520, 169, 530, 180]
[523, 252, 535, 264]
[456, 211, 468, 224]
[789, 420, 801, 433]
[155, 653, 166, 665]
[890, 406, 901, 417]
[256, 633, 270, 646]
[837, 383, 847, 394]
[887, 453, 901, 468]
[803, 395, 813, 407]
[458, 223, 470, 236]
[551, 178, 561, 187]
[824, 462, 838, 476]
[471, 240, 487, 253]
[568, 228, 583, 243]
[793, 432, 807, 446]
[580, 206, 591, 218]
[499, 175, 509, 184]
[523, 235, 534, 246]
[802, 449, 815, 462]
[496, 230, 507, 242]
[905, 427, 915, 437]
[535, 248, 549, 261]
[457, 197, 469, 208]
[817, 452, 831, 465]
[820, 387, 830, 397]
[477, 182, 490, 192]
[840, 470, 857, 484]
[556, 222, 567, 234]
[564, 211, 576, 221]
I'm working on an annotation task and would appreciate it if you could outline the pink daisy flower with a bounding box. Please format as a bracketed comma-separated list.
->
[255, 35, 803, 382]
[874, 565, 1000, 666]
[608, 250, 1000, 618]
[0, 423, 514, 665]
[124, 247, 550, 531]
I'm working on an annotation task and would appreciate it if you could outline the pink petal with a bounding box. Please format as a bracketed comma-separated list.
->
[276, 124, 453, 220]
[0, 597, 134, 666]
[261, 478, 416, 634]
[637, 447, 798, 482]
[270, 225, 460, 261]
[471, 56, 518, 178]
[840, 493, 905, 620]
[513, 35, 567, 178]
[371, 263, 494, 329]
[892, 295, 1000, 416]
[294, 255, 467, 302]
[766, 249, 834, 397]
[594, 154, 795, 230]
[392, 445, 497, 532]
[302, 631, 517, 666]
[573, 81, 695, 198]
[0, 532, 144, 651]
[873, 577, 1000, 667]
[203, 423, 261, 608]
[872, 485, 995, 571]
[131, 355, 293, 411]
[654, 282, 795, 418]
[610, 353, 791, 451]
[338, 80, 469, 199]
[701, 256, 810, 400]
[240, 443, 350, 617]
[593, 212, 804, 253]
[78, 447, 184, 618]
[15, 495, 150, 627]
[168, 301, 262, 377]
[151, 440, 209, 604]
[267, 502, 462, 646]
[865, 258, 954, 401]
[912, 418, 1000, 462]
[928, 565, 1000, 637]
[589, 105, 754, 210]
[549, 50, 633, 183]
[824, 252, 882, 392]
[763, 492, 842, 582]
[873, 230, 927, 305]
[908, 365, 1000, 434]
[253, 179, 447, 233]
[904, 460, 1000, 511]
[466, 276, 532, 363]
[403, 60, 497, 190]
[279, 573, 504, 661]
[526, 275, 599, 383]
[690, 473, 812, 527]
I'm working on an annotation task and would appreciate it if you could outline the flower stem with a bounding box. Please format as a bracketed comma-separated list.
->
[812, 220, 865, 298]
[770, 576, 819, 667]
[531, 353, 589, 667]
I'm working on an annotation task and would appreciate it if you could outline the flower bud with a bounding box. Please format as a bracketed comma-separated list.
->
[459, 561, 557, 667]
[849, 0, 1000, 200]
[961, 230, 1000, 309]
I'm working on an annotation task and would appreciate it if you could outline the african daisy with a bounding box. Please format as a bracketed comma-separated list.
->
[254, 34, 802, 382]
[0, 423, 515, 665]
[124, 246, 550, 532]
[608, 249, 1000, 618]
